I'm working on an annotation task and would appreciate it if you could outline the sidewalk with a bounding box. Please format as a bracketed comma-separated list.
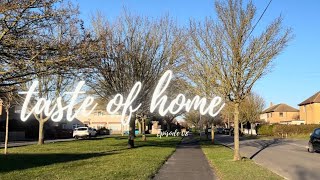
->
[153, 135, 216, 180]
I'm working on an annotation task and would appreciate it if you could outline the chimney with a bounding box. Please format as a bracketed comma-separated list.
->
[270, 102, 273, 107]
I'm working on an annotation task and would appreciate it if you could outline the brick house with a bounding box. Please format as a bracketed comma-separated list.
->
[298, 91, 320, 124]
[260, 103, 299, 124]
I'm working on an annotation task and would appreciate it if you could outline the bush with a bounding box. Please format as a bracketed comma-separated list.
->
[257, 124, 274, 136]
[257, 124, 320, 136]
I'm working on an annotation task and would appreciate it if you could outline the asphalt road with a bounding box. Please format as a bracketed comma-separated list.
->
[215, 134, 320, 180]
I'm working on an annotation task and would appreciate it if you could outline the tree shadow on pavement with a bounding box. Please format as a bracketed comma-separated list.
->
[240, 138, 284, 159]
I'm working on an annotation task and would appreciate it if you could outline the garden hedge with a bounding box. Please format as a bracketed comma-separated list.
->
[257, 124, 320, 136]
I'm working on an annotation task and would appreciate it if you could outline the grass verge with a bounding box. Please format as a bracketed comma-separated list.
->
[201, 140, 283, 180]
[0, 136, 181, 180]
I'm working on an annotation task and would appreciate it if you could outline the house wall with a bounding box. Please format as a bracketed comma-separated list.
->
[259, 113, 268, 122]
[76, 110, 129, 134]
[299, 103, 320, 124]
[265, 111, 299, 124]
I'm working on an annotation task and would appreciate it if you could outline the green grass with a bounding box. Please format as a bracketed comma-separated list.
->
[0, 136, 181, 180]
[201, 141, 283, 180]
[285, 134, 310, 140]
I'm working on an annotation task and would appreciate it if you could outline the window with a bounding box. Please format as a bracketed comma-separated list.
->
[314, 129, 320, 136]
[98, 111, 103, 116]
[72, 124, 81, 129]
[279, 112, 283, 117]
[77, 127, 88, 131]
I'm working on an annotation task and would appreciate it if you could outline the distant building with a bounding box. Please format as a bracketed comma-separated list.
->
[75, 99, 129, 134]
[260, 103, 300, 124]
[298, 91, 320, 124]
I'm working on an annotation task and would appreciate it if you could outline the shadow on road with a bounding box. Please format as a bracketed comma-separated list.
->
[243, 139, 282, 159]
[215, 135, 294, 159]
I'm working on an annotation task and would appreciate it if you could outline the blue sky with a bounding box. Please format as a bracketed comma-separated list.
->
[72, 0, 320, 109]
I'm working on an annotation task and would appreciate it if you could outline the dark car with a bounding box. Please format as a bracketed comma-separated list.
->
[224, 128, 231, 135]
[308, 128, 320, 153]
[96, 128, 110, 135]
[216, 128, 225, 134]
[230, 128, 243, 137]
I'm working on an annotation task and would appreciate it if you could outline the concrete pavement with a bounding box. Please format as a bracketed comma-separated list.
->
[215, 134, 320, 180]
[153, 135, 216, 180]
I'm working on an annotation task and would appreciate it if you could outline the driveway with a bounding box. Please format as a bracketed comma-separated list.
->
[215, 134, 320, 180]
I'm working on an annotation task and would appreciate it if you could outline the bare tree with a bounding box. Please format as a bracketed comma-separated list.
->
[239, 92, 265, 132]
[17, 2, 84, 145]
[184, 111, 201, 131]
[188, 0, 292, 160]
[85, 12, 186, 148]
[0, 0, 83, 90]
[221, 102, 233, 128]
[1, 90, 15, 154]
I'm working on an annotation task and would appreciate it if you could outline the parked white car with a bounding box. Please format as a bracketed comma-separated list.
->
[73, 127, 97, 139]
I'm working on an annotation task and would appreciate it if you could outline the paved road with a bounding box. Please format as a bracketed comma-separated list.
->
[216, 134, 320, 180]
[153, 135, 216, 180]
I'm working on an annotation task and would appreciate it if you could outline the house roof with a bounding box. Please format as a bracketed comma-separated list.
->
[262, 103, 298, 113]
[298, 91, 320, 106]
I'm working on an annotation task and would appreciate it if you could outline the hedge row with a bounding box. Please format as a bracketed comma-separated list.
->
[257, 124, 320, 136]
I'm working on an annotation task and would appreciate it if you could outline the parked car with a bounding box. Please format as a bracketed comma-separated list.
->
[224, 128, 231, 135]
[216, 128, 225, 134]
[230, 128, 243, 137]
[123, 129, 140, 135]
[73, 127, 97, 139]
[308, 128, 320, 153]
[97, 128, 110, 135]
[207, 128, 212, 134]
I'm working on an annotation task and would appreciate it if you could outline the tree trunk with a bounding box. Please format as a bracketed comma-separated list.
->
[38, 121, 45, 145]
[138, 120, 142, 134]
[233, 103, 241, 161]
[167, 123, 171, 132]
[142, 119, 146, 141]
[128, 114, 136, 148]
[211, 124, 215, 144]
[121, 124, 124, 136]
[240, 123, 244, 134]
[205, 123, 209, 140]
[4, 109, 9, 155]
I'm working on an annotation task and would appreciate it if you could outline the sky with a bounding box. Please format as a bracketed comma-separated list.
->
[72, 0, 320, 109]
